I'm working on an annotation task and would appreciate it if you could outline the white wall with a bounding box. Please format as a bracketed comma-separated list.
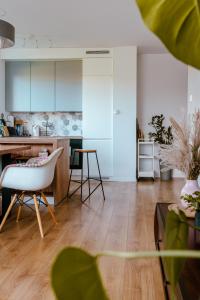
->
[188, 66, 200, 113]
[137, 53, 188, 177]
[113, 47, 137, 181]
[0, 60, 5, 114]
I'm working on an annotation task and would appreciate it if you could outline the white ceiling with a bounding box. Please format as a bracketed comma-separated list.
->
[0, 0, 165, 52]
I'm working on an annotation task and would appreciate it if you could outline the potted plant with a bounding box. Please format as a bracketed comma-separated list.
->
[159, 112, 200, 208]
[181, 192, 200, 227]
[148, 114, 173, 180]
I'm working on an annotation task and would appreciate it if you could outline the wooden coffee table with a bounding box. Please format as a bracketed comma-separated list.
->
[154, 203, 200, 300]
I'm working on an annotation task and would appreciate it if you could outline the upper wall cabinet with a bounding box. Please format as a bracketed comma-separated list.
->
[30, 61, 55, 112]
[83, 58, 113, 76]
[5, 61, 31, 112]
[55, 61, 82, 112]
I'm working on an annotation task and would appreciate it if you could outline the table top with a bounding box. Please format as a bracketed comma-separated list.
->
[0, 145, 31, 155]
[0, 136, 82, 144]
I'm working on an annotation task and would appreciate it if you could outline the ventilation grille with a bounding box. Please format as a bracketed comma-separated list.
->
[86, 50, 110, 55]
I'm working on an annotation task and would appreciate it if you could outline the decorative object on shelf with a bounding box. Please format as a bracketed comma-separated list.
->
[15, 119, 25, 136]
[148, 114, 173, 181]
[136, 119, 144, 139]
[181, 192, 200, 227]
[137, 139, 155, 180]
[0, 113, 5, 137]
[41, 120, 55, 136]
[0, 114, 9, 137]
[0, 19, 15, 48]
[32, 124, 40, 137]
[159, 111, 200, 208]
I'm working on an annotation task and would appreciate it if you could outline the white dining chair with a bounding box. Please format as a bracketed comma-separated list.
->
[0, 147, 63, 238]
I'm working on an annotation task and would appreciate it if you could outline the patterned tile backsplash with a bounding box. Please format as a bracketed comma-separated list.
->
[11, 112, 82, 136]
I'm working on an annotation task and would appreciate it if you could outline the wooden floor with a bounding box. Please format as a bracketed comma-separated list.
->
[0, 179, 184, 300]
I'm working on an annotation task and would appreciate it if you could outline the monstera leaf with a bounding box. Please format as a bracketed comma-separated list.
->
[136, 0, 200, 69]
[51, 246, 200, 300]
[164, 210, 189, 298]
[51, 247, 109, 300]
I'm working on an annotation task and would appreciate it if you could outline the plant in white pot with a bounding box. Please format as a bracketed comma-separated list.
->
[159, 111, 200, 208]
[148, 114, 173, 180]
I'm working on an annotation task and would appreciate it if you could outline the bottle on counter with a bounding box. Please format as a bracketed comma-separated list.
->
[0, 113, 9, 137]
[0, 113, 6, 126]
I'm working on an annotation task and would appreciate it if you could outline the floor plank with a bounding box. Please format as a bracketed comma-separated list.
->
[0, 179, 184, 299]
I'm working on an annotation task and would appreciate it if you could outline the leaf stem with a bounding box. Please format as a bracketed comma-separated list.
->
[96, 250, 200, 260]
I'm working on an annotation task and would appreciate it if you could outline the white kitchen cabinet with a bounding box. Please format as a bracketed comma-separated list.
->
[5, 61, 31, 112]
[30, 61, 55, 112]
[55, 61, 82, 112]
[83, 139, 113, 177]
[83, 58, 113, 76]
[82, 76, 113, 139]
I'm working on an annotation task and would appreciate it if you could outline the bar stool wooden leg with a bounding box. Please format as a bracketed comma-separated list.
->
[67, 169, 73, 198]
[80, 155, 84, 202]
[95, 152, 106, 201]
[0, 194, 17, 232]
[16, 193, 25, 222]
[33, 194, 44, 238]
[67, 150, 76, 198]
[86, 152, 91, 196]
[41, 192, 57, 225]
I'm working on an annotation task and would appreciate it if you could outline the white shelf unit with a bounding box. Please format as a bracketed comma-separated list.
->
[138, 139, 155, 179]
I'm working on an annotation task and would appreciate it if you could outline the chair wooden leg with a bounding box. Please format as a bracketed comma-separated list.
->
[0, 194, 17, 232]
[16, 205, 22, 223]
[33, 194, 44, 238]
[16, 193, 25, 222]
[41, 192, 57, 225]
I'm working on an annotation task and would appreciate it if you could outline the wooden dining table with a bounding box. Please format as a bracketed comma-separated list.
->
[0, 144, 31, 221]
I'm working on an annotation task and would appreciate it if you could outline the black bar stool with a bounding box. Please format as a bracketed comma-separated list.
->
[67, 149, 105, 203]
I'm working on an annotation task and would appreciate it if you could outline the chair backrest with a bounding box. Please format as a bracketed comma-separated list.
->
[40, 147, 64, 185]
[0, 147, 64, 191]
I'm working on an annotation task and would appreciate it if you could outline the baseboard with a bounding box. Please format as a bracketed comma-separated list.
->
[110, 176, 137, 182]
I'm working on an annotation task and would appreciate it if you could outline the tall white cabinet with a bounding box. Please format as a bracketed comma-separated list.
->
[82, 58, 113, 177]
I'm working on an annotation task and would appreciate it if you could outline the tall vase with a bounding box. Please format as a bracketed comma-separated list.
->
[180, 179, 200, 208]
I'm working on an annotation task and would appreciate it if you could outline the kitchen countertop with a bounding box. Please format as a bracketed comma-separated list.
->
[0, 136, 83, 144]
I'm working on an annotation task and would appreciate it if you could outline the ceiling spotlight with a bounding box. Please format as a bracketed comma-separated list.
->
[0, 19, 15, 48]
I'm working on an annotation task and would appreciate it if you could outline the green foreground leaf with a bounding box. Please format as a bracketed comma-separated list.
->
[136, 0, 200, 69]
[51, 247, 200, 300]
[51, 247, 109, 300]
[164, 211, 189, 298]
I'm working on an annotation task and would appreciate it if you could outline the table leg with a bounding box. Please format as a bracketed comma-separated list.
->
[0, 154, 13, 222]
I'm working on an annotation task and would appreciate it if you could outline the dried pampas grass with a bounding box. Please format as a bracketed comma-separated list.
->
[159, 110, 200, 180]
